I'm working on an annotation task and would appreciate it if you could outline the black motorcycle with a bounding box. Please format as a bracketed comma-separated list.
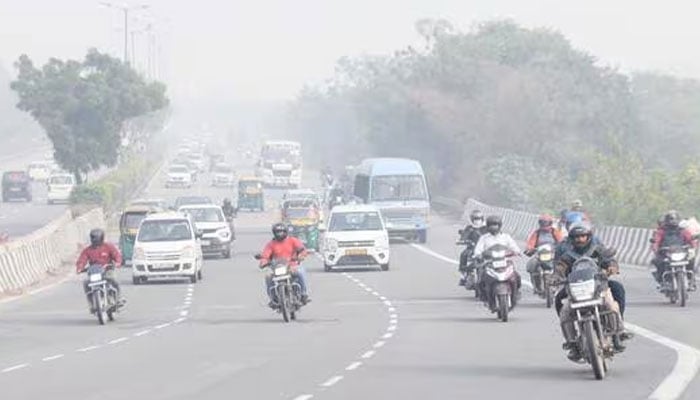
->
[256, 255, 305, 322]
[84, 264, 119, 325]
[658, 245, 696, 307]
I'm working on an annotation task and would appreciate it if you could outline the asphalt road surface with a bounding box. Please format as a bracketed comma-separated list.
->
[0, 156, 698, 400]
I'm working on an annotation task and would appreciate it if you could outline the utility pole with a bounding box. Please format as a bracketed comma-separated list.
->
[100, 2, 149, 65]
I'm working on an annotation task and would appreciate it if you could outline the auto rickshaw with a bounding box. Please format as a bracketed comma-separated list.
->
[237, 177, 264, 211]
[282, 199, 321, 251]
[119, 205, 161, 265]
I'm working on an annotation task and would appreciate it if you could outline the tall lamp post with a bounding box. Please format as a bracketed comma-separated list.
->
[99, 2, 150, 65]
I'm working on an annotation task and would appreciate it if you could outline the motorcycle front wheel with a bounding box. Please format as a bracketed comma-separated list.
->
[498, 294, 509, 322]
[583, 320, 606, 380]
[680, 271, 688, 307]
[94, 293, 106, 325]
[278, 285, 290, 323]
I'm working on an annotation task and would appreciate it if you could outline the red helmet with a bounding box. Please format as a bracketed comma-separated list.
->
[538, 214, 554, 229]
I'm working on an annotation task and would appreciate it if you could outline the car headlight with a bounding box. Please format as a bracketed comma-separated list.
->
[182, 246, 195, 258]
[134, 247, 145, 260]
[326, 238, 338, 252]
[218, 228, 231, 239]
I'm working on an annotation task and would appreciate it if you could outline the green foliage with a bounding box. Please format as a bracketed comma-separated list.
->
[11, 49, 168, 183]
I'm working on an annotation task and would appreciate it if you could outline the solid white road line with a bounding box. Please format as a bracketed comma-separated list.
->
[2, 363, 29, 373]
[320, 375, 344, 387]
[345, 361, 362, 371]
[410, 242, 700, 400]
[42, 354, 64, 362]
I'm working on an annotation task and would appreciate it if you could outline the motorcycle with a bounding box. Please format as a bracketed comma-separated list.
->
[255, 255, 305, 322]
[535, 243, 558, 308]
[564, 257, 624, 380]
[455, 233, 479, 297]
[658, 245, 696, 307]
[84, 264, 119, 325]
[480, 244, 519, 322]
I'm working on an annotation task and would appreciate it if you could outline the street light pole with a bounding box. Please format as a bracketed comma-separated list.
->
[100, 2, 149, 65]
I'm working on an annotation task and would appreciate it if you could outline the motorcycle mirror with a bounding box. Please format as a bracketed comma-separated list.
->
[648, 237, 655, 244]
[253, 253, 262, 260]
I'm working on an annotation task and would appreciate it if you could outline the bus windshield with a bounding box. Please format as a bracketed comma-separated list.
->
[371, 175, 427, 201]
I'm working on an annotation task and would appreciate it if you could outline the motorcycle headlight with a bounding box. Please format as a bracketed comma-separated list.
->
[670, 252, 687, 262]
[182, 246, 195, 258]
[326, 238, 338, 252]
[274, 266, 288, 276]
[491, 250, 506, 258]
[569, 280, 596, 301]
[89, 273, 103, 282]
[539, 252, 553, 262]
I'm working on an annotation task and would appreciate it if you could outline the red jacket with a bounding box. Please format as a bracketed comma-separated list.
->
[76, 243, 122, 273]
[526, 227, 565, 252]
[259, 237, 307, 268]
[651, 227, 697, 252]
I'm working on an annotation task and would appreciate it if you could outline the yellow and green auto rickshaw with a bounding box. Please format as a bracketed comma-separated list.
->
[282, 199, 321, 251]
[237, 177, 264, 212]
[119, 205, 161, 265]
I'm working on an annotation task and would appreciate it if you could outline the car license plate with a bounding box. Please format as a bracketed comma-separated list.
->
[345, 248, 367, 256]
[200, 240, 210, 246]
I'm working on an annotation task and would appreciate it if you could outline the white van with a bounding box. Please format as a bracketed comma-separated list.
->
[47, 173, 76, 204]
[131, 212, 204, 284]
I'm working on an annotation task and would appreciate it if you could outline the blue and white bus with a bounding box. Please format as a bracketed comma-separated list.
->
[352, 158, 430, 243]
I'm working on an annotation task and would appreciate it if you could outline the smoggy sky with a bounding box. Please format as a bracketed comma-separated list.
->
[1, 0, 699, 103]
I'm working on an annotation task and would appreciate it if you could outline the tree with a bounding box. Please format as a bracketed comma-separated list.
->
[11, 49, 168, 183]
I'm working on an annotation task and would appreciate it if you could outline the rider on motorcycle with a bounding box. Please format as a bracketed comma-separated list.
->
[554, 221, 627, 361]
[650, 210, 698, 288]
[222, 198, 236, 219]
[524, 214, 565, 294]
[259, 223, 310, 307]
[457, 210, 488, 287]
[75, 228, 124, 310]
[473, 215, 523, 303]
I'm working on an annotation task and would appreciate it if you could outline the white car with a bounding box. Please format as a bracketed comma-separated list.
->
[47, 173, 75, 204]
[211, 163, 235, 187]
[27, 161, 52, 181]
[187, 153, 206, 172]
[178, 204, 233, 258]
[166, 164, 193, 188]
[322, 204, 390, 272]
[131, 212, 204, 284]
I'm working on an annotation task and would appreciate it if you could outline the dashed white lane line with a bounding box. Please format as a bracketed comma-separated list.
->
[77, 345, 101, 353]
[373, 341, 386, 348]
[180, 310, 189, 317]
[42, 354, 64, 362]
[293, 395, 314, 400]
[134, 329, 152, 337]
[320, 375, 344, 387]
[360, 350, 376, 359]
[382, 333, 394, 339]
[154, 322, 171, 330]
[108, 337, 129, 345]
[409, 242, 700, 400]
[2, 363, 29, 373]
[345, 361, 362, 371]
[174, 317, 187, 324]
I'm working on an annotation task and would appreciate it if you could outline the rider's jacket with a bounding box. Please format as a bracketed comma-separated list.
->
[554, 238, 616, 276]
[260, 237, 307, 268]
[473, 233, 521, 258]
[75, 243, 122, 273]
[651, 227, 696, 253]
[460, 225, 488, 248]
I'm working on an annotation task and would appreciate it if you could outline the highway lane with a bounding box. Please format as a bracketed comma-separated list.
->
[0, 182, 68, 237]
[0, 162, 696, 399]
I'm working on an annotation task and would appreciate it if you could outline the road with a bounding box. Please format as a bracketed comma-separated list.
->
[0, 157, 698, 399]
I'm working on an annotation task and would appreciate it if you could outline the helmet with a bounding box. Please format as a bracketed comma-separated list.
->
[223, 198, 231, 206]
[469, 210, 485, 228]
[568, 221, 592, 250]
[89, 228, 105, 247]
[538, 214, 554, 229]
[664, 210, 681, 228]
[485, 215, 502, 235]
[571, 199, 583, 211]
[271, 223, 288, 241]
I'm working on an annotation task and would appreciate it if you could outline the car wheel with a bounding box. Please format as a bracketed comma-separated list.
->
[132, 276, 140, 285]
[324, 263, 332, 272]
[417, 230, 427, 244]
[47, 199, 53, 205]
[197, 269, 203, 280]
[190, 273, 198, 284]
[223, 246, 232, 259]
[380, 263, 390, 271]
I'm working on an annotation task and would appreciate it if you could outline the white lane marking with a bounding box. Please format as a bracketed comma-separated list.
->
[383, 300, 392, 306]
[390, 313, 398, 319]
[387, 325, 397, 332]
[320, 375, 344, 387]
[180, 310, 189, 317]
[382, 333, 394, 339]
[108, 337, 129, 345]
[361, 350, 375, 359]
[174, 317, 187, 323]
[2, 363, 29, 373]
[77, 345, 100, 352]
[293, 395, 314, 400]
[388, 307, 396, 312]
[379, 296, 387, 301]
[410, 242, 700, 400]
[42, 354, 64, 362]
[373, 341, 386, 348]
[134, 329, 151, 337]
[345, 361, 362, 371]
[371, 291, 380, 296]
[155, 322, 171, 329]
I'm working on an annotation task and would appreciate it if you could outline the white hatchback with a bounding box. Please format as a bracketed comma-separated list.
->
[47, 173, 75, 204]
[322, 204, 390, 272]
[131, 212, 204, 284]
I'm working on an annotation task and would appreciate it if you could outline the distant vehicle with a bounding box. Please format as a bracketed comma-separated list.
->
[27, 161, 52, 181]
[211, 163, 235, 187]
[47, 173, 75, 204]
[257, 140, 302, 188]
[166, 164, 193, 188]
[2, 171, 32, 202]
[209, 154, 225, 171]
[353, 158, 430, 243]
[187, 152, 206, 172]
[131, 212, 204, 284]
[130, 198, 168, 209]
[178, 204, 233, 258]
[174, 195, 213, 209]
[321, 204, 390, 272]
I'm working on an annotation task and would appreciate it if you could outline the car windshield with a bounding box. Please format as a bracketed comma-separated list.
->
[371, 175, 427, 201]
[169, 166, 188, 173]
[123, 213, 147, 230]
[176, 197, 212, 207]
[137, 220, 192, 242]
[329, 211, 384, 231]
[49, 176, 73, 185]
[183, 207, 224, 222]
[285, 208, 313, 219]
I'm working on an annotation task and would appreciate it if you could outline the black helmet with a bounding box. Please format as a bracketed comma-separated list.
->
[665, 210, 680, 228]
[568, 221, 592, 250]
[272, 223, 288, 241]
[469, 210, 485, 227]
[89, 228, 105, 247]
[485, 215, 502, 234]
